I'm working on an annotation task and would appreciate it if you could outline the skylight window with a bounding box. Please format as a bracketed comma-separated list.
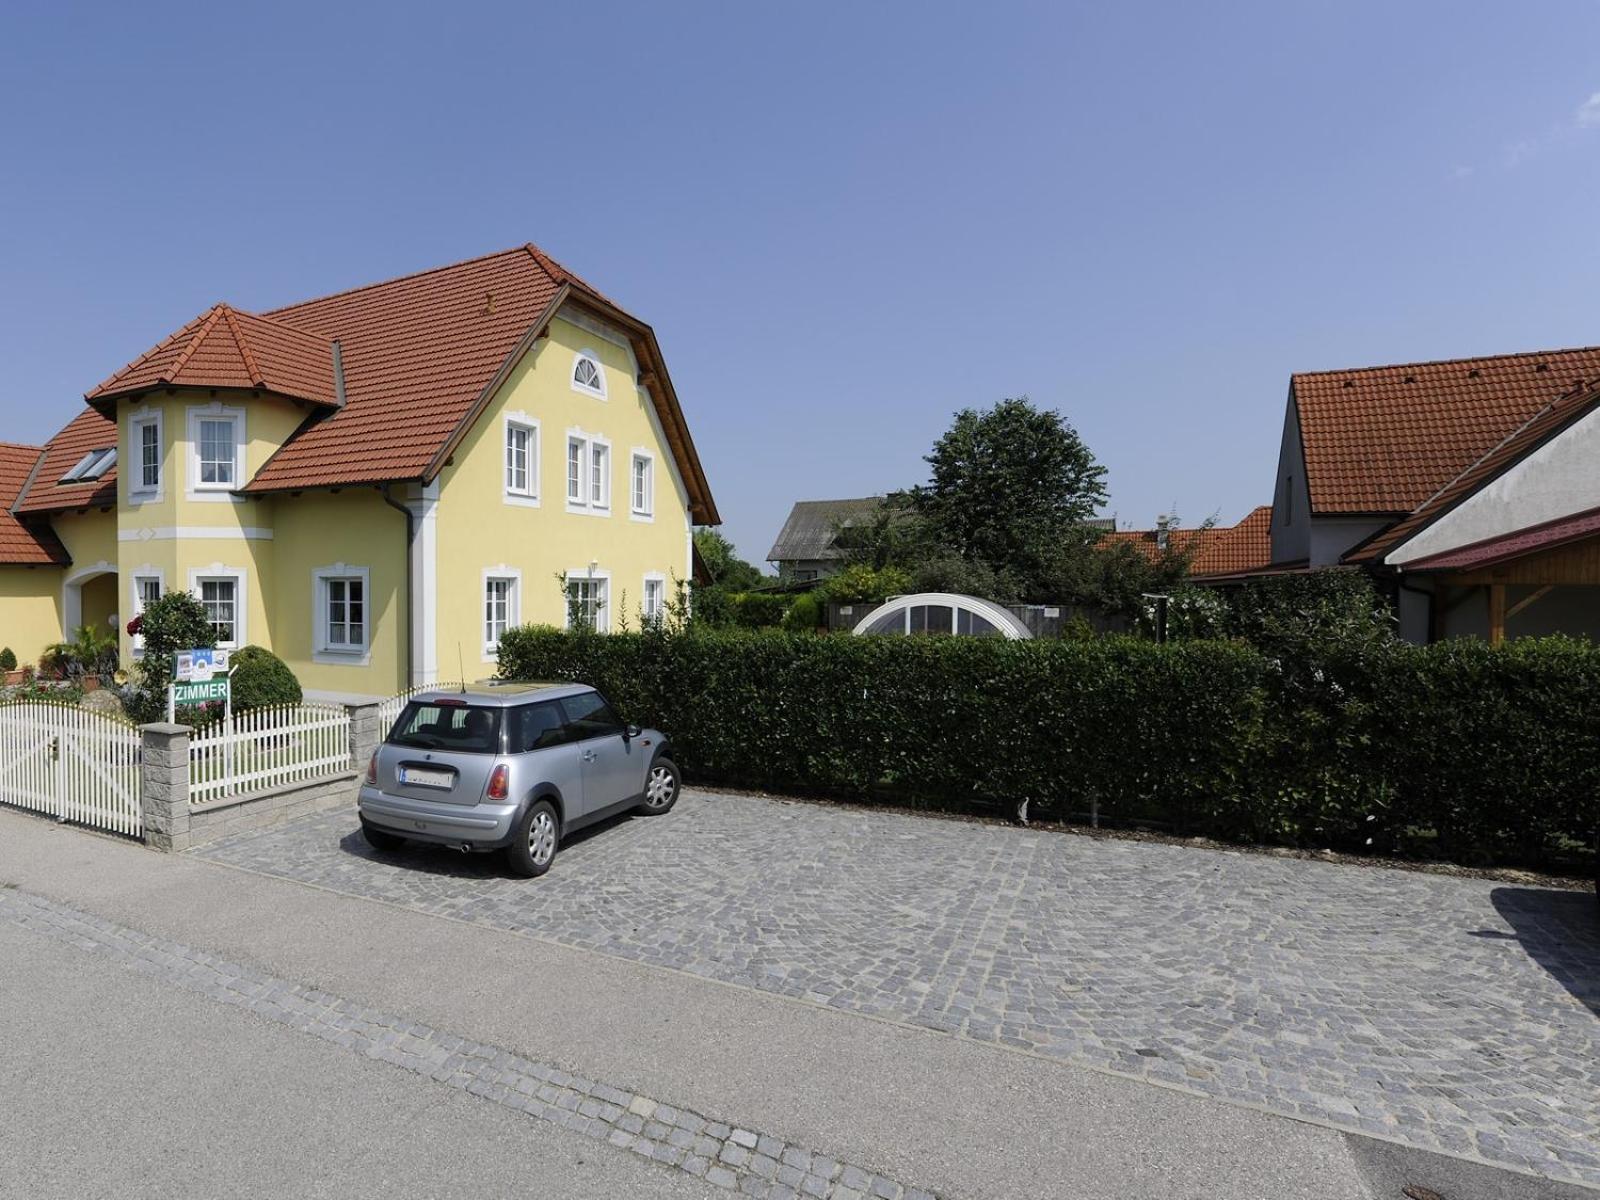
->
[60, 447, 116, 483]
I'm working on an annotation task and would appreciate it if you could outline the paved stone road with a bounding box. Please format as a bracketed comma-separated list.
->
[196, 789, 1600, 1189]
[0, 887, 933, 1200]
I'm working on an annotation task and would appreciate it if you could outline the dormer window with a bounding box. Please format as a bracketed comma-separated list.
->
[60, 447, 116, 483]
[186, 404, 245, 499]
[572, 351, 606, 399]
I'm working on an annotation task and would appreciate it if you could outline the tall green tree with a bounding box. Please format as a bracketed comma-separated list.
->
[907, 397, 1108, 573]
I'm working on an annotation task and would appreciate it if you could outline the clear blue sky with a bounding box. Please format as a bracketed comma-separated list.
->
[4, 2, 1600, 565]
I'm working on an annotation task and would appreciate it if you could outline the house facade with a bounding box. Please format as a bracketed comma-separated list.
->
[1264, 346, 1600, 642]
[0, 245, 718, 700]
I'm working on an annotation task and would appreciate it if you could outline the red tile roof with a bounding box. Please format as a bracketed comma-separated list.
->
[1348, 381, 1600, 566]
[0, 442, 69, 564]
[12, 408, 119, 515]
[1292, 346, 1600, 515]
[19, 245, 719, 523]
[1399, 505, 1600, 573]
[1102, 523, 1230, 564]
[1191, 505, 1273, 577]
[86, 303, 337, 408]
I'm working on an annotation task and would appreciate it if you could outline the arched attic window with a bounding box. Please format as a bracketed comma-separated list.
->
[851, 593, 1033, 639]
[572, 351, 606, 398]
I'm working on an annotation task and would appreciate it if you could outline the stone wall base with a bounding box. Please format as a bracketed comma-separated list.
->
[174, 773, 360, 852]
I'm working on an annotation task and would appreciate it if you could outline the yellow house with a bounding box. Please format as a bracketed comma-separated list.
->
[0, 245, 719, 701]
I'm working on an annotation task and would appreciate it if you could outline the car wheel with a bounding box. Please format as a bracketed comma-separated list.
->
[361, 820, 407, 852]
[506, 800, 559, 878]
[637, 757, 680, 816]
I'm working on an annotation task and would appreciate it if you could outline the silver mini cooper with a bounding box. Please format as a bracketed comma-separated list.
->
[357, 682, 679, 877]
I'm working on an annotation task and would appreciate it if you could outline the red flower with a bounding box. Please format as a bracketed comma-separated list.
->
[126, 614, 143, 637]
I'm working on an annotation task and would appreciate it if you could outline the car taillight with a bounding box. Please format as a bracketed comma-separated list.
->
[366, 751, 378, 784]
[487, 763, 510, 801]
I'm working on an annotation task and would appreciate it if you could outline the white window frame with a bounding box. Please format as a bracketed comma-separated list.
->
[642, 572, 666, 625]
[630, 449, 654, 521]
[127, 407, 163, 501]
[571, 349, 607, 399]
[482, 566, 522, 660]
[565, 429, 612, 516]
[312, 564, 371, 664]
[503, 412, 540, 507]
[188, 565, 247, 649]
[565, 569, 612, 633]
[186, 403, 246, 502]
[129, 568, 165, 656]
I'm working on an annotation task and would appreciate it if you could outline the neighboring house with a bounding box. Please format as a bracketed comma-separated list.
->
[1267, 345, 1600, 641]
[1102, 507, 1273, 579]
[0, 245, 719, 700]
[766, 497, 884, 581]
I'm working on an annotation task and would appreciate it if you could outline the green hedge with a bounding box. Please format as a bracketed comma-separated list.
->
[495, 627, 1600, 868]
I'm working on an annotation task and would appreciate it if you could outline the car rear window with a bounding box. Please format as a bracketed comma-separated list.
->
[388, 701, 502, 754]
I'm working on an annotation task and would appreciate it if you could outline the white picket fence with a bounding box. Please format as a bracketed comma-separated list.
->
[0, 701, 143, 837]
[375, 679, 465, 734]
[188, 702, 352, 806]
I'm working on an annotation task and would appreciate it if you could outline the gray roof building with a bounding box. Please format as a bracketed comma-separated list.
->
[766, 497, 886, 578]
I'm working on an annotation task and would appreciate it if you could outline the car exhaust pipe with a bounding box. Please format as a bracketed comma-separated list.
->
[460, 842, 472, 854]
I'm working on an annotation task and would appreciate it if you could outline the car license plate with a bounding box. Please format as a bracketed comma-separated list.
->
[400, 766, 454, 789]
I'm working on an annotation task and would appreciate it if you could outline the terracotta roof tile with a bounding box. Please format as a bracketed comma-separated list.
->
[0, 442, 70, 563]
[21, 243, 718, 522]
[1102, 524, 1225, 559]
[1191, 505, 1273, 576]
[86, 303, 337, 408]
[12, 408, 118, 515]
[1292, 346, 1600, 515]
[1348, 381, 1600, 565]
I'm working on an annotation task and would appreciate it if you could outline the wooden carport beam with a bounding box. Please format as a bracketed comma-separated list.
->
[1505, 584, 1555, 622]
[1489, 583, 1505, 646]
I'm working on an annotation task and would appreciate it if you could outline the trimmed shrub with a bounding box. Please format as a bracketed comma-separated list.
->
[726, 592, 790, 629]
[228, 645, 303, 711]
[494, 625, 1600, 869]
[0, 647, 15, 671]
[781, 591, 825, 632]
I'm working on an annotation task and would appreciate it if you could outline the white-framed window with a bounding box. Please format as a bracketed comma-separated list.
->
[186, 404, 245, 499]
[504, 414, 539, 505]
[571, 350, 607, 399]
[312, 565, 370, 662]
[128, 408, 162, 499]
[630, 451, 654, 519]
[642, 574, 666, 625]
[590, 441, 609, 507]
[565, 431, 611, 514]
[189, 567, 246, 649]
[130, 571, 164, 655]
[565, 571, 611, 633]
[483, 567, 522, 658]
[567, 436, 584, 503]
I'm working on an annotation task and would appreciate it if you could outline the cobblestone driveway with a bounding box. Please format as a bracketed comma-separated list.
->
[197, 789, 1600, 1188]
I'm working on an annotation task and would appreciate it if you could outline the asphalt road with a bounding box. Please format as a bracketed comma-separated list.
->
[0, 808, 1592, 1200]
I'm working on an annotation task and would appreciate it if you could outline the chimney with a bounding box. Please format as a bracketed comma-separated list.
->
[331, 339, 347, 408]
[1155, 514, 1171, 552]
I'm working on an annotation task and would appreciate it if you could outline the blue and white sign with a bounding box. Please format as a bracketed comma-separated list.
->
[174, 647, 231, 683]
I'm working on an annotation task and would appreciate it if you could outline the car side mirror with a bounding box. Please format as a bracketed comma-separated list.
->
[624, 724, 641, 741]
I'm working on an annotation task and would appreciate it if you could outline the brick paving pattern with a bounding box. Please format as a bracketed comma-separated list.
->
[195, 789, 1600, 1188]
[0, 886, 936, 1200]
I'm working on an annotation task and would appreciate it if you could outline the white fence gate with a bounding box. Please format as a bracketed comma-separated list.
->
[188, 703, 353, 805]
[376, 680, 466, 734]
[0, 701, 143, 837]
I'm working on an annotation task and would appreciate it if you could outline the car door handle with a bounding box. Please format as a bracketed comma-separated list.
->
[581, 750, 596, 763]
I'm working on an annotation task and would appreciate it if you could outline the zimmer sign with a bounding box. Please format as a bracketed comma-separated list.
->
[171, 648, 231, 707]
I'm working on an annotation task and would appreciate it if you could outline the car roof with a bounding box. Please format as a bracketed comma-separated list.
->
[407, 681, 596, 708]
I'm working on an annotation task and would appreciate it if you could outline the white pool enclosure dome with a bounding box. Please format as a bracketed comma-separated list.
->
[851, 593, 1033, 639]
